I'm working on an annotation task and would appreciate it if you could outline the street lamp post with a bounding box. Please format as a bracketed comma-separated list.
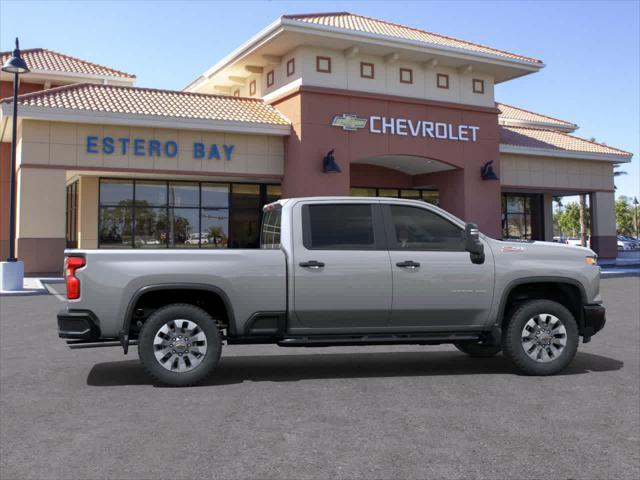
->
[0, 38, 30, 292]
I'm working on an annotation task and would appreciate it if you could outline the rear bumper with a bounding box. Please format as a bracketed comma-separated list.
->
[57, 310, 101, 340]
[582, 304, 606, 341]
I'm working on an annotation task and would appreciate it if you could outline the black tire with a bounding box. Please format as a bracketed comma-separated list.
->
[502, 299, 579, 376]
[138, 303, 222, 387]
[454, 341, 501, 357]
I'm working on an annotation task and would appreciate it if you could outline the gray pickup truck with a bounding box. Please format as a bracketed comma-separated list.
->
[58, 197, 606, 386]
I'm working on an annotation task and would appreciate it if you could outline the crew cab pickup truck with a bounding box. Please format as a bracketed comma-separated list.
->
[58, 197, 606, 386]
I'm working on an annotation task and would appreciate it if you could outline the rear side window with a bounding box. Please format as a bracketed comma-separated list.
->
[303, 204, 375, 250]
[260, 208, 281, 249]
[388, 205, 464, 251]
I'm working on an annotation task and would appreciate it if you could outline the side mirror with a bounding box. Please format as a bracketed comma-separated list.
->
[465, 223, 485, 264]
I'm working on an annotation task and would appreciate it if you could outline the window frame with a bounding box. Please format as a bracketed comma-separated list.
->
[316, 56, 331, 73]
[233, 89, 240, 97]
[472, 78, 485, 94]
[399, 67, 413, 84]
[360, 62, 375, 79]
[437, 73, 449, 89]
[286, 58, 295, 77]
[301, 203, 387, 251]
[266, 70, 274, 87]
[249, 80, 256, 96]
[381, 203, 466, 252]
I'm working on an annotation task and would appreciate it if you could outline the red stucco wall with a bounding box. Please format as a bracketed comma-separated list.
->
[270, 86, 502, 237]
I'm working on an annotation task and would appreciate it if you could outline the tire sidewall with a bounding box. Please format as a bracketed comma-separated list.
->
[138, 304, 221, 386]
[503, 299, 579, 375]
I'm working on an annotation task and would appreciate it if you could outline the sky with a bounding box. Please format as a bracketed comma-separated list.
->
[1, 0, 638, 201]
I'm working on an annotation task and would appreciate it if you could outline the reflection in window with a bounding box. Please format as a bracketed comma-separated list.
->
[389, 205, 464, 251]
[98, 179, 279, 249]
[350, 187, 439, 205]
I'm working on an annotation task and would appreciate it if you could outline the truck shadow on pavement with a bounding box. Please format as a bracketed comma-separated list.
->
[86, 350, 624, 387]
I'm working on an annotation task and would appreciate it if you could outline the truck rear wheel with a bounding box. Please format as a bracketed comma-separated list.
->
[138, 303, 222, 387]
[502, 299, 578, 376]
[454, 341, 501, 357]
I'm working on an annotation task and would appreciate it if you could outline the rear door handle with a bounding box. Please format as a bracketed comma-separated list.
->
[396, 260, 420, 268]
[299, 260, 325, 269]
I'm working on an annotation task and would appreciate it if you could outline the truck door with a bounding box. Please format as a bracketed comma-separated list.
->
[383, 203, 494, 329]
[290, 202, 392, 333]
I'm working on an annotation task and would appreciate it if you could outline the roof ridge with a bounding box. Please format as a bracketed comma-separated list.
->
[0, 82, 272, 104]
[287, 11, 542, 64]
[39, 48, 136, 78]
[501, 125, 632, 155]
[497, 102, 576, 126]
[0, 47, 45, 56]
[283, 11, 350, 20]
[0, 47, 136, 78]
[0, 81, 85, 103]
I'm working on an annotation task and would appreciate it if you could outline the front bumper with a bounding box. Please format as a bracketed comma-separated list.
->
[582, 304, 606, 342]
[57, 310, 101, 340]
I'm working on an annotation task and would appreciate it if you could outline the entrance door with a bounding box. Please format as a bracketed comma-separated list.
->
[290, 202, 392, 333]
[383, 203, 494, 329]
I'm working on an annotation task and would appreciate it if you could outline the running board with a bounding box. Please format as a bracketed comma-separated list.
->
[66, 339, 138, 349]
[277, 332, 481, 347]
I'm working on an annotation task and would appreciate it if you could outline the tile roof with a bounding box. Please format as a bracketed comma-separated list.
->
[1, 83, 290, 125]
[497, 103, 576, 129]
[0, 48, 135, 79]
[283, 12, 542, 65]
[500, 125, 631, 157]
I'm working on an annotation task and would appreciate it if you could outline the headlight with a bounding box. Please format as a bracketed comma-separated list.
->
[585, 255, 597, 265]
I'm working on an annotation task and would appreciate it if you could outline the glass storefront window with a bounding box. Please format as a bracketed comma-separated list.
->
[99, 206, 133, 248]
[201, 208, 229, 248]
[202, 183, 229, 208]
[230, 184, 261, 249]
[134, 207, 167, 247]
[266, 185, 281, 204]
[100, 179, 133, 206]
[351, 187, 439, 205]
[502, 193, 542, 240]
[351, 188, 377, 197]
[98, 179, 280, 249]
[168, 208, 200, 248]
[135, 181, 167, 207]
[378, 188, 399, 198]
[170, 182, 199, 207]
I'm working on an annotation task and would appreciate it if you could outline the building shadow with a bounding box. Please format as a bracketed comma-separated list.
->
[86, 350, 624, 388]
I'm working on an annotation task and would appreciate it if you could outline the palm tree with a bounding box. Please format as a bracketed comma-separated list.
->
[613, 165, 627, 190]
[579, 194, 587, 247]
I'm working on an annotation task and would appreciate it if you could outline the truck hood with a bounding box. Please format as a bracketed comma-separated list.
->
[490, 239, 596, 259]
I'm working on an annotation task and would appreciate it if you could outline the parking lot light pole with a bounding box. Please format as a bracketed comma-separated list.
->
[0, 38, 29, 292]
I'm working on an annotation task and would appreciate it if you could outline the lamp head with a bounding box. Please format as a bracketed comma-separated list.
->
[2, 38, 30, 74]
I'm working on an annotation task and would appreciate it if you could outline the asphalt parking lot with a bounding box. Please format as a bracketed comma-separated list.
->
[1, 276, 639, 480]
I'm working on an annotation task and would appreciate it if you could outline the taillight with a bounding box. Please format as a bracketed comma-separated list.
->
[65, 256, 85, 300]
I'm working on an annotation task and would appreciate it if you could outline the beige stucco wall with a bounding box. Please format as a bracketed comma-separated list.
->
[260, 46, 495, 107]
[16, 167, 66, 238]
[500, 154, 615, 191]
[18, 120, 284, 176]
[78, 176, 98, 249]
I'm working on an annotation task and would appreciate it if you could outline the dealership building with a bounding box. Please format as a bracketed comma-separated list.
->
[0, 12, 632, 273]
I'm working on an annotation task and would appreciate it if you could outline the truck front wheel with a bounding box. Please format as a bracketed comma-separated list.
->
[502, 299, 579, 376]
[138, 303, 222, 387]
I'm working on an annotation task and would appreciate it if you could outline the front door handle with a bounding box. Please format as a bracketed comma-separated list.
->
[396, 260, 420, 269]
[299, 260, 325, 269]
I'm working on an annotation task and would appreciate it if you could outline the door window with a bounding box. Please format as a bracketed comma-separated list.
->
[303, 204, 376, 250]
[387, 205, 464, 251]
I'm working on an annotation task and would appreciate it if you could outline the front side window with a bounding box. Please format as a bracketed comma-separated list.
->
[388, 205, 464, 251]
[304, 204, 375, 250]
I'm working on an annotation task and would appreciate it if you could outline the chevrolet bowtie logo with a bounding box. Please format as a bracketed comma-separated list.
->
[331, 114, 367, 131]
